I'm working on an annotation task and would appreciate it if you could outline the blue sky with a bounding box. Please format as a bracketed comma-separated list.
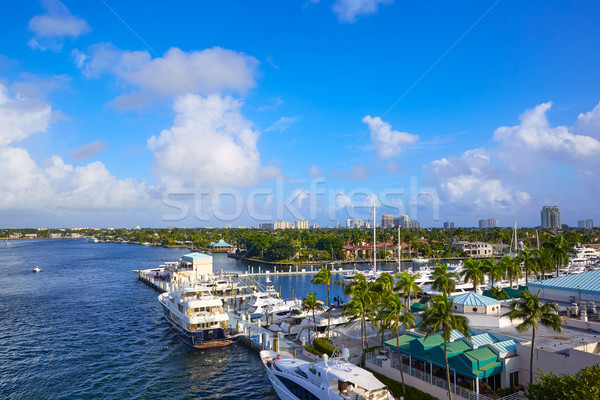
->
[1, 0, 600, 228]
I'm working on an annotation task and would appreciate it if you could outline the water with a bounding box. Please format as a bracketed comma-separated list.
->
[0, 239, 406, 399]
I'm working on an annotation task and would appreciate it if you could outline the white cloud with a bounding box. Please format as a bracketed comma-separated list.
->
[148, 94, 262, 187]
[71, 140, 108, 160]
[363, 115, 418, 159]
[493, 102, 600, 165]
[573, 101, 600, 139]
[28, 0, 90, 51]
[333, 0, 393, 23]
[0, 83, 52, 146]
[10, 73, 70, 98]
[265, 116, 299, 132]
[309, 165, 323, 177]
[76, 43, 259, 109]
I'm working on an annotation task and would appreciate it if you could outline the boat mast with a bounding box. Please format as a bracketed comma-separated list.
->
[398, 226, 402, 272]
[514, 220, 518, 253]
[373, 202, 377, 272]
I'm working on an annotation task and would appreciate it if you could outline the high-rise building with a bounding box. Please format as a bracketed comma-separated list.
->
[578, 219, 594, 229]
[479, 219, 488, 229]
[259, 222, 274, 230]
[381, 214, 394, 228]
[488, 218, 499, 228]
[394, 215, 411, 228]
[541, 206, 561, 229]
[295, 220, 309, 230]
[443, 221, 455, 229]
[273, 221, 292, 229]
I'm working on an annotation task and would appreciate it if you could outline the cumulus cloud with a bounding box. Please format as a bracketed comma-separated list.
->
[573, 101, 600, 139]
[75, 43, 259, 109]
[265, 116, 298, 132]
[0, 83, 52, 146]
[148, 94, 263, 187]
[333, 0, 393, 23]
[430, 149, 531, 211]
[493, 102, 600, 165]
[71, 140, 107, 160]
[28, 0, 90, 51]
[363, 115, 418, 159]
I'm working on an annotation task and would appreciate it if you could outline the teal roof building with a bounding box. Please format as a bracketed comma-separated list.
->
[529, 270, 600, 303]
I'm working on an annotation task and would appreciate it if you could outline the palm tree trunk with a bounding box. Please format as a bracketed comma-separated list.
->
[397, 324, 407, 395]
[444, 340, 453, 400]
[526, 270, 528, 286]
[530, 327, 536, 384]
[313, 308, 317, 343]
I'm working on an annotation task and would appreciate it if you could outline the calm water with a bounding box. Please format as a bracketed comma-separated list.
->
[0, 239, 402, 400]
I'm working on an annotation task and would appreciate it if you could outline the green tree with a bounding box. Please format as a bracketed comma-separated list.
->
[461, 258, 484, 292]
[343, 275, 379, 366]
[527, 364, 600, 400]
[432, 263, 458, 295]
[394, 271, 423, 308]
[302, 293, 324, 343]
[485, 257, 505, 288]
[534, 247, 554, 280]
[311, 266, 339, 338]
[501, 256, 522, 289]
[384, 293, 416, 396]
[502, 290, 563, 384]
[488, 286, 509, 300]
[420, 295, 471, 400]
[543, 233, 569, 277]
[518, 247, 538, 286]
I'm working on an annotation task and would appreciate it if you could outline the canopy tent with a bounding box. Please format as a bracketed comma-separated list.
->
[332, 320, 380, 339]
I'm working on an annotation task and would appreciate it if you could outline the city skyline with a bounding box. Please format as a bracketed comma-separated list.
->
[1, 1, 600, 228]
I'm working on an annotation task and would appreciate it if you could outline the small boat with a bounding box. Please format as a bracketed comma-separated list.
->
[265, 276, 272, 283]
[33, 266, 41, 273]
[412, 257, 429, 264]
[260, 350, 394, 400]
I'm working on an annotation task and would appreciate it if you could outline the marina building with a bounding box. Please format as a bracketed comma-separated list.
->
[528, 269, 600, 304]
[209, 239, 233, 252]
[541, 206, 561, 229]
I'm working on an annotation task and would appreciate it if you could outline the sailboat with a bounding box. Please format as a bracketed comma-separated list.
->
[364, 203, 382, 282]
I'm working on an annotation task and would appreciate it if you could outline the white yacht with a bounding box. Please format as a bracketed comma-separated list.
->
[32, 266, 41, 273]
[246, 286, 301, 319]
[412, 257, 429, 264]
[158, 286, 233, 349]
[260, 350, 394, 400]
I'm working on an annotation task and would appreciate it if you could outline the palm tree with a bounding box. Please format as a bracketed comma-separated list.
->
[343, 275, 379, 366]
[544, 233, 569, 277]
[394, 270, 422, 308]
[501, 256, 522, 289]
[420, 295, 471, 400]
[385, 293, 416, 396]
[518, 248, 538, 286]
[534, 247, 554, 280]
[302, 293, 324, 343]
[486, 257, 505, 288]
[489, 286, 509, 300]
[502, 290, 562, 384]
[432, 263, 458, 295]
[461, 258, 484, 292]
[312, 266, 333, 338]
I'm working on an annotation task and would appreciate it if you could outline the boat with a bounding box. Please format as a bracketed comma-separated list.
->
[33, 266, 41, 273]
[246, 286, 301, 320]
[412, 258, 429, 264]
[158, 286, 234, 349]
[260, 350, 394, 400]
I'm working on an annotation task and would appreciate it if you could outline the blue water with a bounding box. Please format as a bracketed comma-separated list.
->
[0, 239, 403, 399]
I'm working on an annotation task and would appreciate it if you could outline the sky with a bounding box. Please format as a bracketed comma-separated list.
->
[1, 0, 600, 229]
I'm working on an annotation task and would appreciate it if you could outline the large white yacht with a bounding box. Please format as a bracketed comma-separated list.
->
[158, 286, 234, 349]
[260, 350, 394, 400]
[246, 286, 301, 319]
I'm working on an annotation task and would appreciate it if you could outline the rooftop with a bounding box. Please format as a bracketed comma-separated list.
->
[529, 270, 600, 294]
[450, 292, 500, 307]
[182, 252, 213, 260]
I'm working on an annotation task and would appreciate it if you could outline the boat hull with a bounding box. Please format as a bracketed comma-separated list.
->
[162, 305, 234, 350]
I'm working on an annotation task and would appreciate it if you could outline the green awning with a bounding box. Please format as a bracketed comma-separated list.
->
[411, 302, 429, 312]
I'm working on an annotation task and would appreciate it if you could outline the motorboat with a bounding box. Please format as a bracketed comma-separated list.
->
[32, 266, 41, 273]
[246, 286, 301, 320]
[158, 286, 234, 349]
[260, 350, 394, 400]
[412, 258, 429, 264]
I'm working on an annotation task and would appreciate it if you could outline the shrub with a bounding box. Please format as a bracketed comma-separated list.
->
[312, 338, 340, 357]
[368, 369, 438, 400]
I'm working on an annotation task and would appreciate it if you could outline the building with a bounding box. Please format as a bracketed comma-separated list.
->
[273, 221, 292, 229]
[258, 223, 274, 230]
[394, 215, 411, 228]
[443, 221, 455, 229]
[578, 219, 594, 229]
[312, 224, 319, 229]
[488, 218, 498, 228]
[381, 214, 394, 228]
[450, 241, 494, 258]
[478, 219, 488, 229]
[295, 220, 309, 230]
[541, 206, 561, 229]
[529, 269, 600, 303]
[346, 219, 370, 228]
[209, 239, 233, 252]
[406, 220, 420, 229]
